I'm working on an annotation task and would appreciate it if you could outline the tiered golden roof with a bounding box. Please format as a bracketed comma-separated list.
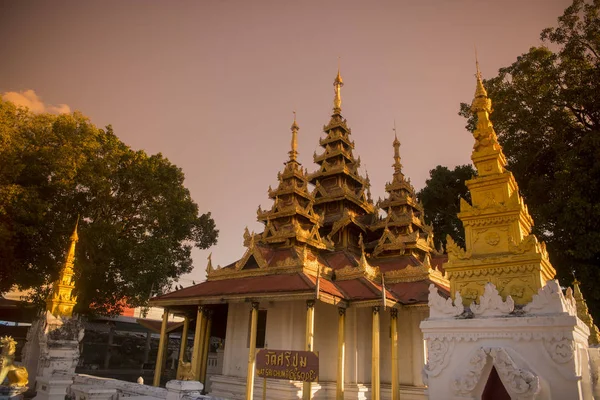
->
[371, 132, 435, 259]
[308, 70, 374, 251]
[444, 62, 556, 305]
[203, 69, 447, 293]
[256, 115, 329, 250]
[46, 219, 79, 318]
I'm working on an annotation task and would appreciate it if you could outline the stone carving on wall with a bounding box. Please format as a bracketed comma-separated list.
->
[543, 337, 575, 365]
[423, 338, 455, 379]
[428, 284, 464, 319]
[523, 280, 576, 316]
[470, 282, 514, 317]
[453, 347, 540, 399]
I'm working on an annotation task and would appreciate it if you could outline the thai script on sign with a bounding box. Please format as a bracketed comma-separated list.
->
[256, 349, 318, 382]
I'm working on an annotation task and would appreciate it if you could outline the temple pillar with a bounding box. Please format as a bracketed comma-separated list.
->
[200, 309, 213, 387]
[143, 331, 152, 365]
[153, 309, 169, 387]
[178, 316, 190, 364]
[245, 302, 259, 400]
[104, 325, 114, 369]
[336, 307, 346, 400]
[191, 306, 206, 380]
[371, 306, 380, 400]
[303, 300, 315, 400]
[390, 308, 398, 400]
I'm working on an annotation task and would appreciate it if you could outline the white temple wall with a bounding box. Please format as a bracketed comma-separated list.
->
[222, 301, 306, 378]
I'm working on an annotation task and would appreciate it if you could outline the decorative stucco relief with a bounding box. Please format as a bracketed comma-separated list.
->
[423, 338, 455, 379]
[453, 347, 540, 400]
[470, 282, 514, 317]
[428, 283, 464, 319]
[523, 279, 576, 316]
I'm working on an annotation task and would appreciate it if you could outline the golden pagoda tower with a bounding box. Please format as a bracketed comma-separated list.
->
[46, 219, 79, 317]
[371, 130, 435, 259]
[308, 69, 374, 251]
[256, 114, 328, 250]
[443, 61, 555, 305]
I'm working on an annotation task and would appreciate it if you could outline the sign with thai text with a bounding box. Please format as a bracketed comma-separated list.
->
[256, 349, 319, 382]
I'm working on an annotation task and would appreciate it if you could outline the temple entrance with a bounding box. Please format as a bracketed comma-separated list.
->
[482, 366, 511, 400]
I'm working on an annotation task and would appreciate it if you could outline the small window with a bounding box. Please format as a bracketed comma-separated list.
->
[247, 309, 267, 348]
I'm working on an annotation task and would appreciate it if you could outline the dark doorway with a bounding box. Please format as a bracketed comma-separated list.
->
[482, 366, 511, 400]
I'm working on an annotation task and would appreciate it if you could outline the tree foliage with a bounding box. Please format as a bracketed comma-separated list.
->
[0, 98, 218, 315]
[458, 0, 600, 317]
[417, 165, 475, 250]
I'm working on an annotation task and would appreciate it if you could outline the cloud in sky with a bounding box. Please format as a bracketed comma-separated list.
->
[2, 89, 70, 114]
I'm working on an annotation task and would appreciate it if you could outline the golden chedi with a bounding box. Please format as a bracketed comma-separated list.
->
[46, 220, 79, 318]
[443, 62, 555, 305]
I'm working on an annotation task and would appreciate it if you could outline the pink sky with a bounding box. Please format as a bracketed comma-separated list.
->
[0, 0, 571, 286]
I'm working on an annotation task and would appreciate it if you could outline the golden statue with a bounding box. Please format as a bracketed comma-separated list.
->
[176, 360, 194, 381]
[0, 336, 29, 388]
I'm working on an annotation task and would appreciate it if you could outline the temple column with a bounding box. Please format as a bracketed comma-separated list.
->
[104, 325, 114, 369]
[200, 309, 213, 387]
[390, 308, 398, 400]
[153, 308, 169, 386]
[192, 306, 206, 380]
[178, 315, 190, 363]
[371, 306, 380, 400]
[336, 307, 346, 400]
[143, 331, 152, 365]
[303, 300, 315, 400]
[246, 302, 259, 400]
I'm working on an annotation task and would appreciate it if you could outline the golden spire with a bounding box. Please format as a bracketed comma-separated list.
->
[289, 111, 299, 162]
[333, 64, 344, 114]
[573, 279, 600, 345]
[392, 121, 402, 176]
[46, 217, 79, 318]
[471, 52, 492, 115]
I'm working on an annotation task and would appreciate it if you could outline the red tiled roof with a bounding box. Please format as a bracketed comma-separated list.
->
[388, 280, 449, 304]
[303, 274, 346, 299]
[334, 278, 397, 302]
[152, 273, 315, 301]
[375, 255, 421, 272]
[321, 251, 358, 270]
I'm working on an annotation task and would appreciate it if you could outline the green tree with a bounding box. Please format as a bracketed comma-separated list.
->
[417, 165, 475, 250]
[0, 97, 218, 316]
[459, 0, 600, 317]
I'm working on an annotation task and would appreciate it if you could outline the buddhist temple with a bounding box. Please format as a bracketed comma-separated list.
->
[149, 69, 449, 399]
[148, 63, 600, 400]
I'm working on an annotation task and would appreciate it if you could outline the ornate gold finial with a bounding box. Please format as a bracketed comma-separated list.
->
[392, 121, 402, 176]
[46, 218, 79, 318]
[471, 51, 491, 114]
[333, 64, 344, 114]
[289, 111, 299, 162]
